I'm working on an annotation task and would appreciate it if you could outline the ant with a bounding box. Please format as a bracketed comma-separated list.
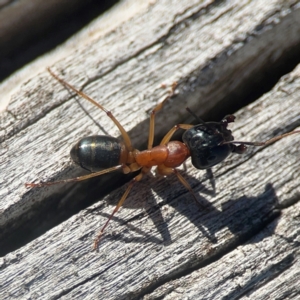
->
[26, 68, 300, 250]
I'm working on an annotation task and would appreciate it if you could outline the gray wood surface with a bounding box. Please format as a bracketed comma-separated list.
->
[0, 0, 300, 299]
[145, 201, 300, 299]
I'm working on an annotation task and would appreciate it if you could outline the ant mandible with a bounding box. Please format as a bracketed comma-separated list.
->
[26, 68, 300, 249]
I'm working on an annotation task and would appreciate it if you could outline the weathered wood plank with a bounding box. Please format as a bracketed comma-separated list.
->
[1, 0, 300, 245]
[0, 0, 300, 299]
[0, 64, 299, 298]
[144, 201, 300, 300]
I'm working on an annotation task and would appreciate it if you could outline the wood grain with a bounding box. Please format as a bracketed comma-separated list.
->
[0, 0, 300, 299]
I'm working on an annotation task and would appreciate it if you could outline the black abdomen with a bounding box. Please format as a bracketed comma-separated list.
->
[70, 135, 123, 172]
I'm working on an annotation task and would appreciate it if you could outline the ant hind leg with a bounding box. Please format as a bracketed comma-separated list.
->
[47, 68, 133, 151]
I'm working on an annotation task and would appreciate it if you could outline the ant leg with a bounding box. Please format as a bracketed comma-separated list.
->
[173, 169, 204, 209]
[157, 165, 204, 209]
[93, 171, 144, 250]
[148, 82, 177, 150]
[25, 165, 127, 188]
[206, 168, 216, 194]
[47, 68, 133, 151]
[160, 124, 193, 145]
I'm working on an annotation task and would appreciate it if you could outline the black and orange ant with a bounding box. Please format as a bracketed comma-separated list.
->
[26, 68, 300, 249]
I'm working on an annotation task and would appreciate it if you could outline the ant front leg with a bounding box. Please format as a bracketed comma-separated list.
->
[156, 165, 204, 209]
[160, 124, 194, 145]
[205, 168, 216, 194]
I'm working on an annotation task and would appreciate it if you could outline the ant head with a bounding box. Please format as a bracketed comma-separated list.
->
[182, 115, 238, 169]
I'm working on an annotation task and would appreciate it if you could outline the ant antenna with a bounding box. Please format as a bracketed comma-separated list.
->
[186, 107, 206, 125]
[222, 130, 300, 147]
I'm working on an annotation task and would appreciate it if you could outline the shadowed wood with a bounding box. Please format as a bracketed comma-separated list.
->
[0, 0, 90, 56]
[0, 0, 300, 299]
[144, 201, 300, 300]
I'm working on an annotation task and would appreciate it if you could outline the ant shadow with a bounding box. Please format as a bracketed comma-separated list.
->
[95, 167, 279, 247]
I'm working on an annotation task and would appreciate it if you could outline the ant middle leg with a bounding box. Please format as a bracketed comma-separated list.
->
[147, 82, 177, 150]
